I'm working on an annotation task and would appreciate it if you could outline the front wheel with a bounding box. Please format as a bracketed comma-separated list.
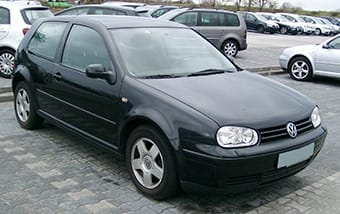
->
[14, 82, 43, 129]
[222, 40, 239, 57]
[280, 26, 288, 34]
[315, 28, 321, 36]
[288, 57, 313, 81]
[0, 49, 15, 79]
[126, 125, 179, 200]
[256, 25, 265, 33]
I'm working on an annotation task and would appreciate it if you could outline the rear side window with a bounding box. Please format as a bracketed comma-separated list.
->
[28, 22, 67, 60]
[224, 13, 240, 26]
[91, 8, 126, 15]
[173, 12, 198, 26]
[200, 12, 219, 26]
[62, 25, 111, 71]
[22, 8, 53, 24]
[0, 7, 10, 24]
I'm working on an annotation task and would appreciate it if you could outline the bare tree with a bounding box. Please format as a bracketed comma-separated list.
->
[244, 0, 253, 11]
[236, 0, 242, 11]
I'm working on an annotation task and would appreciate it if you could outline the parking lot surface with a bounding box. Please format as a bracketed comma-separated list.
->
[0, 74, 339, 213]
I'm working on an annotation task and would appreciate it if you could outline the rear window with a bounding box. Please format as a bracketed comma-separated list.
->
[21, 8, 53, 25]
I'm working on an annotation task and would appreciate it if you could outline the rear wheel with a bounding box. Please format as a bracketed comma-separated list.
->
[288, 57, 313, 81]
[0, 49, 15, 79]
[256, 25, 265, 33]
[280, 26, 288, 34]
[222, 40, 239, 57]
[126, 125, 179, 200]
[14, 82, 43, 129]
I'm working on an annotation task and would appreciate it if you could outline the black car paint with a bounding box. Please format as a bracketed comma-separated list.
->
[13, 16, 327, 193]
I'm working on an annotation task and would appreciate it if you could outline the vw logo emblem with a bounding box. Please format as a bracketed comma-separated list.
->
[286, 122, 297, 138]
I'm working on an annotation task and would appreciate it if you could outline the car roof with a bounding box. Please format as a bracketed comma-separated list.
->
[42, 15, 188, 29]
[0, 0, 46, 9]
[54, 4, 136, 15]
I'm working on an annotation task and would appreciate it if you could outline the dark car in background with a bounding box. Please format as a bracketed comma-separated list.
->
[321, 16, 340, 26]
[238, 11, 279, 34]
[257, 12, 303, 35]
[135, 5, 178, 18]
[55, 4, 138, 16]
[159, 8, 247, 57]
[13, 15, 326, 200]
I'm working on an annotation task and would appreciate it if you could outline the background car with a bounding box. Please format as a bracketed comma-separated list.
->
[321, 16, 340, 26]
[278, 13, 315, 35]
[238, 11, 279, 34]
[13, 15, 326, 200]
[135, 5, 178, 18]
[0, 1, 53, 78]
[55, 4, 138, 16]
[316, 17, 340, 35]
[158, 8, 247, 57]
[300, 15, 332, 36]
[257, 12, 302, 35]
[102, 1, 145, 8]
[279, 34, 340, 81]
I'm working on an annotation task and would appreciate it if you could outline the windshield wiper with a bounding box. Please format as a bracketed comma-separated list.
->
[187, 69, 233, 77]
[142, 74, 184, 79]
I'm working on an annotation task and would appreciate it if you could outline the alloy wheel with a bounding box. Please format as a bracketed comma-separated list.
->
[223, 41, 237, 57]
[0, 52, 15, 77]
[130, 137, 164, 189]
[16, 88, 30, 123]
[291, 60, 310, 80]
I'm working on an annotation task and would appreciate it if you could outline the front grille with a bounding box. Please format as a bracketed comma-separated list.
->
[259, 117, 314, 143]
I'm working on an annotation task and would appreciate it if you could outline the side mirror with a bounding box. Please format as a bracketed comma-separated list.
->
[86, 64, 116, 85]
[322, 44, 330, 49]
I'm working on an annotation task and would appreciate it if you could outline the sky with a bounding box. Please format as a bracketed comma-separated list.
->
[276, 0, 340, 11]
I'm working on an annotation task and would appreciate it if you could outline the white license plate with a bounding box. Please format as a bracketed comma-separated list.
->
[277, 143, 314, 168]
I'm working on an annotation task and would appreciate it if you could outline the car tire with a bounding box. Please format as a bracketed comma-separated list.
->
[126, 125, 179, 200]
[315, 28, 321, 36]
[14, 82, 43, 129]
[288, 57, 313, 81]
[280, 26, 288, 34]
[222, 40, 239, 57]
[0, 49, 15, 79]
[256, 25, 265, 33]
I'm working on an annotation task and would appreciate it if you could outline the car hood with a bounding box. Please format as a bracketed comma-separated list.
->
[283, 44, 318, 55]
[139, 71, 315, 129]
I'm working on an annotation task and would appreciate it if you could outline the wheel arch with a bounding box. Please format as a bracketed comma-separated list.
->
[288, 54, 314, 72]
[0, 46, 16, 53]
[12, 65, 33, 93]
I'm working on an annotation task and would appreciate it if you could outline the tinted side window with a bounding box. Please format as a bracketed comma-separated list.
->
[151, 8, 169, 18]
[200, 12, 219, 26]
[92, 8, 126, 15]
[28, 22, 67, 60]
[173, 12, 198, 26]
[0, 7, 10, 24]
[62, 25, 111, 71]
[246, 14, 256, 22]
[224, 13, 240, 26]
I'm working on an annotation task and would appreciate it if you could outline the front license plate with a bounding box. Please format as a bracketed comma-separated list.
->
[277, 143, 314, 168]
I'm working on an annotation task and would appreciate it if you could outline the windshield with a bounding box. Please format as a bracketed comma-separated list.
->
[110, 28, 237, 78]
[22, 8, 53, 24]
[258, 14, 271, 21]
[275, 15, 289, 22]
[296, 16, 306, 23]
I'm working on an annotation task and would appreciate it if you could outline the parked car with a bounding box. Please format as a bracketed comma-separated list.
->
[257, 12, 303, 35]
[13, 15, 327, 199]
[316, 17, 340, 35]
[0, 1, 53, 78]
[159, 8, 247, 57]
[135, 5, 178, 18]
[300, 15, 332, 36]
[102, 1, 145, 9]
[321, 16, 340, 26]
[55, 4, 138, 16]
[238, 11, 279, 34]
[278, 13, 315, 35]
[279, 34, 340, 81]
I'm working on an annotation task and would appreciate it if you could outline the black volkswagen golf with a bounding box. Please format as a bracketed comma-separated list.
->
[12, 16, 327, 200]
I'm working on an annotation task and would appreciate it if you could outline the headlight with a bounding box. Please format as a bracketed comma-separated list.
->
[216, 126, 258, 148]
[311, 107, 321, 128]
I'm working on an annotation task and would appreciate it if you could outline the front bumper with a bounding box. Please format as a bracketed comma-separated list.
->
[279, 54, 289, 70]
[179, 126, 327, 194]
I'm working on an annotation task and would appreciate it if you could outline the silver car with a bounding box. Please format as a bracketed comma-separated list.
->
[158, 8, 247, 57]
[279, 35, 340, 81]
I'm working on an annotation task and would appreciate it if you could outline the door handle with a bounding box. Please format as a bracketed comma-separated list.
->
[52, 72, 63, 81]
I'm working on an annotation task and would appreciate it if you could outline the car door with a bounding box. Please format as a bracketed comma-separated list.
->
[245, 13, 257, 30]
[51, 24, 121, 147]
[195, 12, 223, 47]
[0, 7, 10, 40]
[314, 37, 340, 74]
